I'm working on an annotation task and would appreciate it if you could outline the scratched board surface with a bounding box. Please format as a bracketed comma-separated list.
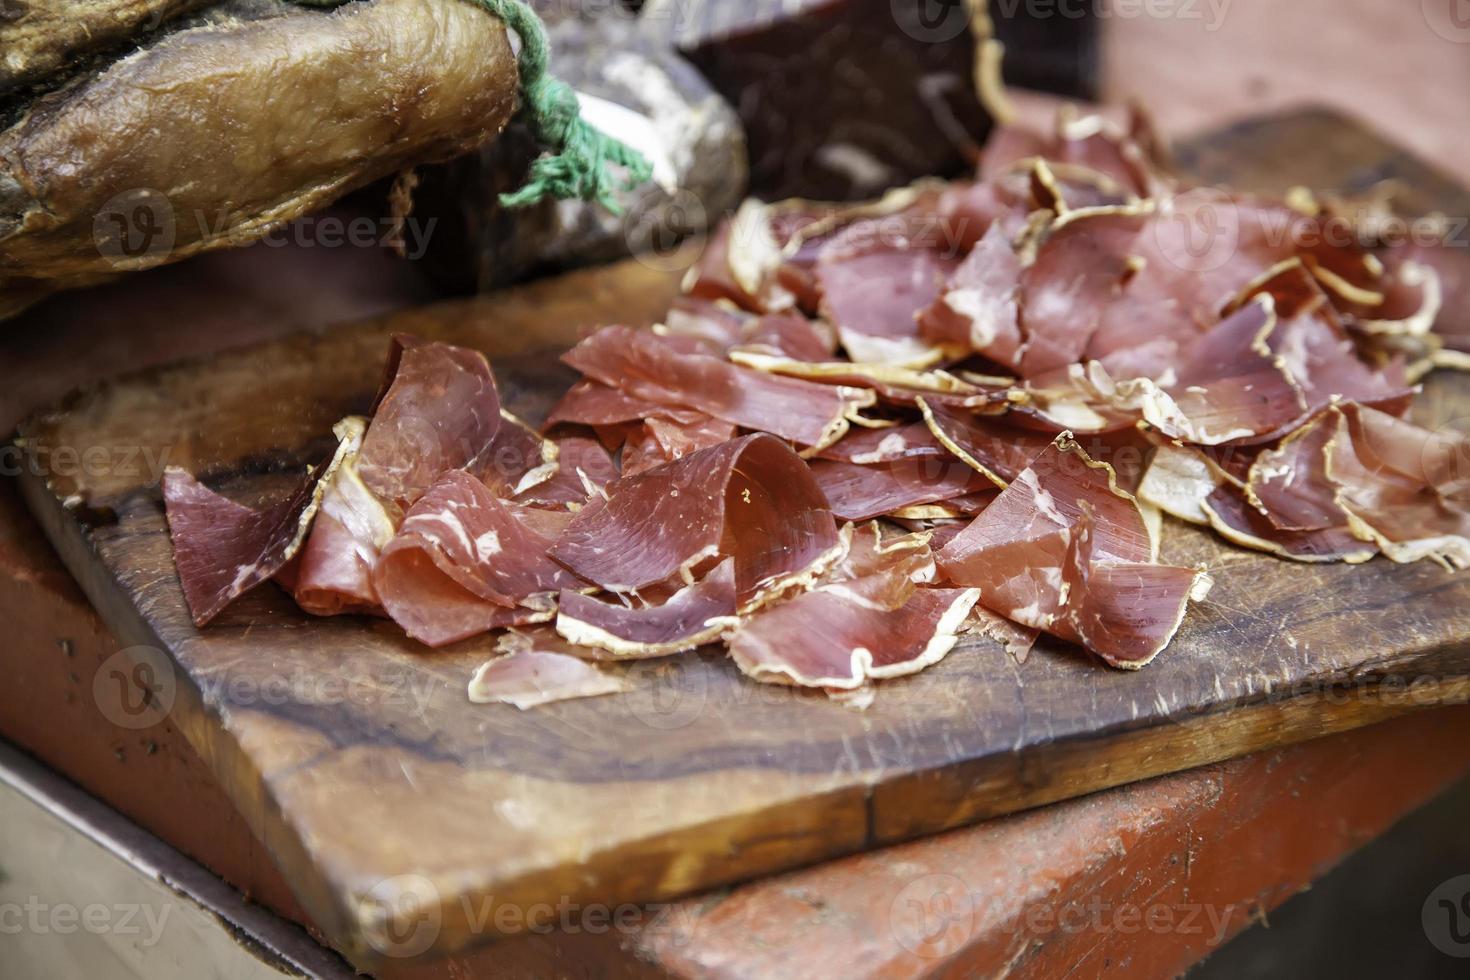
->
[15, 109, 1470, 968]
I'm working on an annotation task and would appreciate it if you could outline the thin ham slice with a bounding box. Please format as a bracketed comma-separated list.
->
[815, 236, 958, 366]
[373, 471, 583, 647]
[918, 222, 1025, 369]
[563, 325, 874, 451]
[556, 559, 738, 657]
[163, 417, 362, 626]
[729, 523, 975, 688]
[808, 456, 995, 523]
[550, 433, 840, 606]
[512, 434, 619, 511]
[292, 428, 395, 617]
[357, 336, 502, 511]
[467, 649, 629, 709]
[817, 422, 946, 466]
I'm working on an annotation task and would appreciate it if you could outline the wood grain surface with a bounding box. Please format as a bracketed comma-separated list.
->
[13, 109, 1470, 968]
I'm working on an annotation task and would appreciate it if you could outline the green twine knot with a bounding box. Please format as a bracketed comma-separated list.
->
[473, 0, 653, 213]
[293, 0, 653, 214]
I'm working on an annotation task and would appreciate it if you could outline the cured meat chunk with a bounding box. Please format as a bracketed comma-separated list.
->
[550, 433, 839, 604]
[468, 651, 629, 709]
[546, 380, 680, 428]
[357, 337, 502, 510]
[556, 559, 738, 656]
[809, 457, 995, 523]
[918, 222, 1026, 370]
[563, 325, 874, 450]
[163, 418, 363, 626]
[373, 471, 583, 647]
[1200, 483, 1377, 564]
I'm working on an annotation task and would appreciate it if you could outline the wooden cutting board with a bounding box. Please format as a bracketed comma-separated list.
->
[15, 109, 1470, 969]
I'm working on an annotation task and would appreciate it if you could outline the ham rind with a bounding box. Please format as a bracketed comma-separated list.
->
[476, 411, 558, 499]
[808, 457, 996, 523]
[562, 325, 874, 451]
[550, 433, 840, 605]
[728, 585, 979, 689]
[1019, 205, 1152, 377]
[918, 397, 1052, 486]
[815, 233, 959, 367]
[512, 434, 619, 511]
[556, 559, 737, 657]
[727, 349, 1002, 402]
[163, 417, 362, 626]
[818, 422, 946, 466]
[1058, 509, 1206, 669]
[1327, 404, 1470, 568]
[357, 337, 502, 511]
[467, 650, 629, 709]
[918, 222, 1025, 370]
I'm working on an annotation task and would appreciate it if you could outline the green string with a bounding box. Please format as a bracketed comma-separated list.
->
[292, 0, 653, 213]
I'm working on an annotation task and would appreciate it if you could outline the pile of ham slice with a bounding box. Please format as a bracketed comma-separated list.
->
[163, 105, 1470, 709]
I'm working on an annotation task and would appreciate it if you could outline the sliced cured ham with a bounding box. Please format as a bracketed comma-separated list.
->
[729, 522, 975, 688]
[551, 434, 840, 605]
[357, 336, 502, 511]
[373, 471, 584, 647]
[918, 397, 1052, 486]
[163, 417, 362, 626]
[512, 434, 619, 511]
[809, 456, 995, 523]
[563, 325, 874, 451]
[918, 222, 1025, 370]
[817, 422, 946, 466]
[467, 650, 629, 709]
[476, 411, 559, 499]
[556, 559, 737, 657]
[815, 237, 958, 366]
